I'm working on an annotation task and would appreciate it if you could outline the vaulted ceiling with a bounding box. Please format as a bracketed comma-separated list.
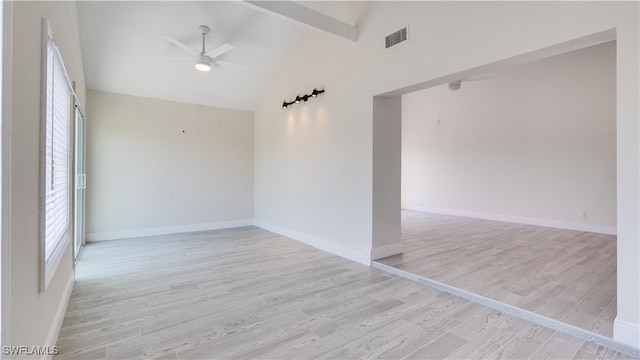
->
[77, 1, 364, 111]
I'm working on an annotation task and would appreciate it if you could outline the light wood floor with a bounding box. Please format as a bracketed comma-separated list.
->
[55, 226, 635, 359]
[377, 211, 617, 339]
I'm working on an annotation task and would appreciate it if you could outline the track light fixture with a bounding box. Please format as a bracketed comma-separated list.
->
[281, 88, 325, 109]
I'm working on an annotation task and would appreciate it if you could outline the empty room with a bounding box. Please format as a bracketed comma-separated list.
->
[378, 40, 618, 335]
[1, 1, 639, 359]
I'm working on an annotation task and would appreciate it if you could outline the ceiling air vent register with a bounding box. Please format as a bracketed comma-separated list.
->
[385, 26, 408, 49]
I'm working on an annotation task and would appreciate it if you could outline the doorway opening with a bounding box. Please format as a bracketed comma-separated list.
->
[371, 29, 630, 350]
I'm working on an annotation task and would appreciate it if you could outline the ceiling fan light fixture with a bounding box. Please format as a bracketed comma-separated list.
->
[195, 54, 212, 71]
[195, 62, 211, 72]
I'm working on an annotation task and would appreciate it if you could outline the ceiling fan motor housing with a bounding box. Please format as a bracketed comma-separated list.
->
[195, 53, 212, 71]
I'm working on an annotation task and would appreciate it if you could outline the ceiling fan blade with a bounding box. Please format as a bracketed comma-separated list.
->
[214, 60, 247, 70]
[163, 35, 197, 56]
[206, 43, 234, 58]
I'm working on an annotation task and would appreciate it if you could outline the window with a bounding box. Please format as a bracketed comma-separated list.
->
[40, 21, 72, 291]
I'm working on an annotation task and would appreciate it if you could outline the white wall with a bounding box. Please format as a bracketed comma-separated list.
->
[86, 90, 254, 240]
[7, 0, 86, 353]
[253, 1, 639, 347]
[402, 41, 616, 233]
[372, 96, 402, 259]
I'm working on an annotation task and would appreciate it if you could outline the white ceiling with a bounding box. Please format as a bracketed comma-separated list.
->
[77, 1, 315, 111]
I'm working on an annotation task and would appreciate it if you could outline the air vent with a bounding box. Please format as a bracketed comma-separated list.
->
[385, 26, 408, 49]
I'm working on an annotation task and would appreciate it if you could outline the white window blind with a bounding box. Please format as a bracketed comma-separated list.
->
[41, 27, 72, 291]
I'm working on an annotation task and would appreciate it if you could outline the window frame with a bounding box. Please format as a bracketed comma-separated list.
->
[39, 19, 74, 292]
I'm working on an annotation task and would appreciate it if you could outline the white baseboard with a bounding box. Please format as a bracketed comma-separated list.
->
[404, 206, 617, 235]
[371, 243, 403, 260]
[254, 220, 371, 266]
[614, 318, 640, 350]
[44, 272, 74, 359]
[87, 219, 254, 242]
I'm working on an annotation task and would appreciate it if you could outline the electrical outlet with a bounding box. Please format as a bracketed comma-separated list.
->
[579, 211, 587, 220]
[454, 201, 459, 208]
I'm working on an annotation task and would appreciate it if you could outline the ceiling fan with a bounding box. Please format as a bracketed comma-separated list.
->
[163, 25, 245, 72]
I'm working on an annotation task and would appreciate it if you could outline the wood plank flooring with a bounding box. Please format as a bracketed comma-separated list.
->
[377, 211, 617, 338]
[55, 226, 637, 359]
